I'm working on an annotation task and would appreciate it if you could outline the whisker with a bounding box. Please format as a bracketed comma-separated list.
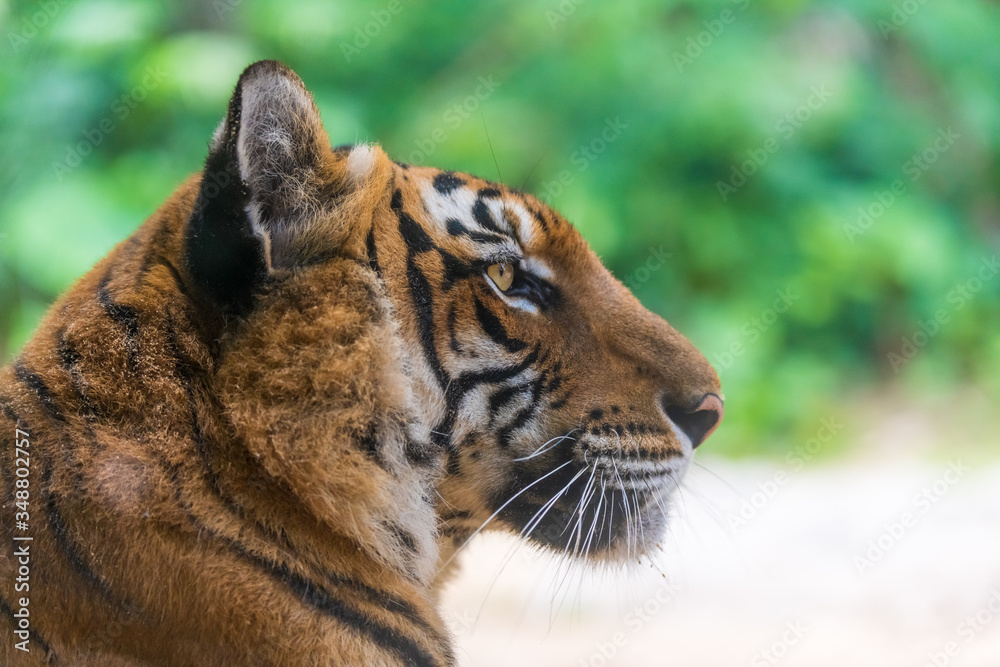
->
[441, 459, 574, 569]
[610, 456, 633, 561]
[580, 472, 606, 561]
[522, 466, 590, 540]
[473, 463, 590, 621]
[482, 114, 503, 185]
[513, 429, 578, 462]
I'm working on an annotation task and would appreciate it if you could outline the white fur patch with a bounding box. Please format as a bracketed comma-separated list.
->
[521, 256, 554, 280]
[420, 181, 477, 237]
[347, 144, 376, 181]
[501, 199, 536, 247]
[485, 277, 539, 314]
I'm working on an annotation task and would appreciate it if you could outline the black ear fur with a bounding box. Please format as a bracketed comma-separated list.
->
[184, 66, 266, 318]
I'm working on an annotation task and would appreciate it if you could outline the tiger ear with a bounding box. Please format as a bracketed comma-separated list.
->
[185, 60, 363, 314]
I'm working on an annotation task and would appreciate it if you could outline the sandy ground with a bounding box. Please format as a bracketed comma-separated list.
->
[439, 456, 1000, 667]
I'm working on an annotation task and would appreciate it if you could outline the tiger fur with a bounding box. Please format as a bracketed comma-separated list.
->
[0, 60, 722, 666]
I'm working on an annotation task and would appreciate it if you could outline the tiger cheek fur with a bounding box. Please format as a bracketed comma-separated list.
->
[0, 59, 721, 666]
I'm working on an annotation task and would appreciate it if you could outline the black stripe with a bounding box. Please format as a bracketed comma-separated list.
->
[472, 199, 504, 235]
[13, 362, 65, 423]
[451, 347, 540, 398]
[159, 456, 443, 667]
[160, 258, 197, 303]
[473, 297, 526, 353]
[447, 305, 463, 354]
[366, 224, 382, 277]
[137, 220, 172, 284]
[357, 421, 390, 470]
[42, 455, 141, 616]
[163, 316, 294, 553]
[440, 508, 472, 522]
[550, 396, 570, 411]
[438, 249, 475, 292]
[0, 594, 58, 661]
[0, 403, 14, 521]
[432, 346, 541, 450]
[398, 210, 435, 255]
[394, 188, 451, 392]
[445, 448, 462, 475]
[530, 206, 550, 234]
[57, 332, 98, 420]
[259, 555, 442, 666]
[497, 371, 547, 448]
[488, 383, 529, 422]
[97, 271, 140, 373]
[384, 521, 418, 560]
[404, 436, 437, 467]
[0, 396, 17, 423]
[406, 257, 449, 391]
[432, 171, 464, 194]
[324, 572, 446, 647]
[445, 218, 506, 246]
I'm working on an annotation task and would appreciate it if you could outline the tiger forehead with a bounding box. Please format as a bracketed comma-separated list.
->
[398, 166, 547, 252]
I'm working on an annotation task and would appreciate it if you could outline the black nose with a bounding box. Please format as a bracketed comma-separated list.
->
[663, 393, 724, 448]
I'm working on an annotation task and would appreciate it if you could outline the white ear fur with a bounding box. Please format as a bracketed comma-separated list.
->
[236, 70, 315, 187]
[210, 118, 226, 153]
[226, 61, 336, 267]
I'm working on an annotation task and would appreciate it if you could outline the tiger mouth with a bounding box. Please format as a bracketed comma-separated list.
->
[495, 444, 687, 558]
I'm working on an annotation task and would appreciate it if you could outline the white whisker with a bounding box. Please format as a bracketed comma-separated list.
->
[441, 459, 574, 569]
[513, 429, 578, 462]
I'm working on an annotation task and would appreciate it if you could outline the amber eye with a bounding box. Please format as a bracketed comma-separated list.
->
[487, 262, 516, 292]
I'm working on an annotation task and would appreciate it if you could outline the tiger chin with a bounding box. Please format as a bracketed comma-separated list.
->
[0, 61, 722, 666]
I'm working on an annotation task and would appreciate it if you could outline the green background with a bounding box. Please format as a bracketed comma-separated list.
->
[1, 0, 997, 457]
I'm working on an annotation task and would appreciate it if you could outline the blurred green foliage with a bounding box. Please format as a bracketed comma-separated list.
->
[1, 0, 997, 455]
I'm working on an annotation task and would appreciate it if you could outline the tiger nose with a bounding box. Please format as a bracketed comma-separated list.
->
[662, 393, 724, 448]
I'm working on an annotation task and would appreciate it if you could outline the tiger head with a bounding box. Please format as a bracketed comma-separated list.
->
[196, 61, 723, 571]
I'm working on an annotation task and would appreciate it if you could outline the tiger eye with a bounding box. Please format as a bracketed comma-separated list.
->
[487, 262, 515, 292]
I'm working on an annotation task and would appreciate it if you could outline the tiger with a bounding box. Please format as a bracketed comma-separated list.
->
[0, 60, 723, 666]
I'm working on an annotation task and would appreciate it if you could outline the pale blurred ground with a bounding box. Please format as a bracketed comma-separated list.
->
[440, 451, 1000, 666]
